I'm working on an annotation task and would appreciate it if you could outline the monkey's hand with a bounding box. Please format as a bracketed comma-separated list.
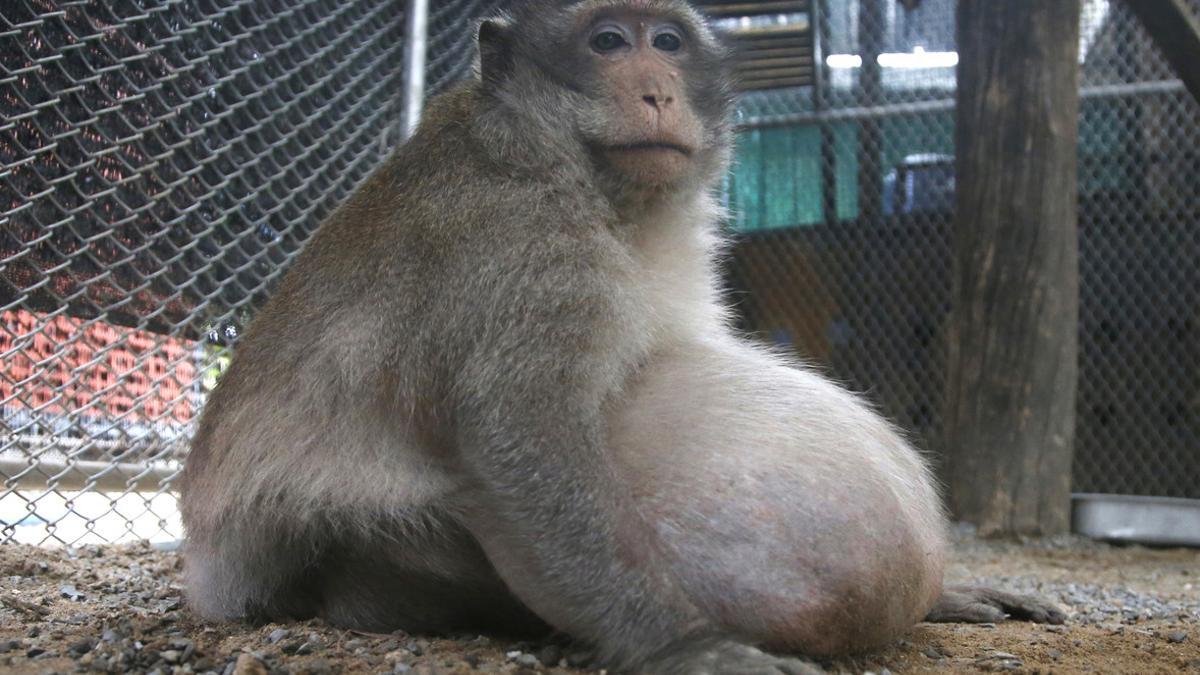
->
[643, 639, 824, 675]
[925, 584, 1067, 624]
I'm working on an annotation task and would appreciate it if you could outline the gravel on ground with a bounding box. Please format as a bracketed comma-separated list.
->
[0, 529, 1197, 674]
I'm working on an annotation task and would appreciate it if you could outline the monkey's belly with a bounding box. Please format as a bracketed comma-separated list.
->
[611, 339, 946, 655]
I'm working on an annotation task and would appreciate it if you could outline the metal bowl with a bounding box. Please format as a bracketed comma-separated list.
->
[1072, 493, 1200, 547]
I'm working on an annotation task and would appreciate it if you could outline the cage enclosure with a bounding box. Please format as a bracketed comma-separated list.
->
[2, 0, 1198, 546]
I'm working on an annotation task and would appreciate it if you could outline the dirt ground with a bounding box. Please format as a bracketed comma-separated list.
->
[0, 531, 1197, 674]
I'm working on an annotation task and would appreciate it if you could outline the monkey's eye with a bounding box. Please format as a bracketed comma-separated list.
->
[591, 30, 628, 53]
[652, 30, 683, 52]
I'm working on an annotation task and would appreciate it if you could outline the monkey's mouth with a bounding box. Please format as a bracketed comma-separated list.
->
[605, 142, 693, 157]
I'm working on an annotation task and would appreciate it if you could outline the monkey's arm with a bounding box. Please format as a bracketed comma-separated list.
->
[449, 263, 699, 663]
[446, 239, 816, 674]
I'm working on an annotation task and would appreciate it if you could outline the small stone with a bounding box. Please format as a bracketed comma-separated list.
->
[1045, 624, 1068, 633]
[0, 641, 19, 654]
[101, 629, 121, 643]
[233, 653, 268, 675]
[60, 585, 84, 601]
[1047, 648, 1062, 660]
[976, 658, 1022, 672]
[1168, 632, 1188, 644]
[295, 642, 316, 655]
[267, 629, 290, 644]
[69, 637, 96, 655]
[171, 638, 195, 661]
[300, 659, 333, 675]
[392, 664, 412, 674]
[515, 653, 539, 668]
[377, 640, 400, 654]
[161, 649, 181, 663]
[25, 647, 46, 658]
[406, 639, 429, 656]
[536, 644, 563, 666]
[921, 646, 944, 660]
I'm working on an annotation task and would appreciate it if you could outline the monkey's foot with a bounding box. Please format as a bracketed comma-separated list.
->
[925, 584, 1067, 625]
[647, 640, 823, 675]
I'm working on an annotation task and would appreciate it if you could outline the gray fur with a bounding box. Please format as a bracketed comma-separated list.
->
[179, 3, 1062, 673]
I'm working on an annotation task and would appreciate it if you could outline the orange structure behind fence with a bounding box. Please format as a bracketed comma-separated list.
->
[0, 309, 199, 436]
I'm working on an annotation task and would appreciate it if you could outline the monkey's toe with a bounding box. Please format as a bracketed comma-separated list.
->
[926, 585, 1066, 625]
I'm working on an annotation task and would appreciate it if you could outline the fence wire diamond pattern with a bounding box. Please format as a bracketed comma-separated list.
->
[2, 0, 1197, 546]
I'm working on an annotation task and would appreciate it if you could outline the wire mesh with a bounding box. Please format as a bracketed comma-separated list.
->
[1, 0, 408, 544]
[426, 0, 507, 95]
[726, 0, 1199, 499]
[2, 0, 1197, 546]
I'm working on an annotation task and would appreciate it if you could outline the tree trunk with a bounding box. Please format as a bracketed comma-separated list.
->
[945, 0, 1082, 536]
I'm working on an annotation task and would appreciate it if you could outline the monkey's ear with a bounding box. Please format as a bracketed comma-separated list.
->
[477, 17, 514, 87]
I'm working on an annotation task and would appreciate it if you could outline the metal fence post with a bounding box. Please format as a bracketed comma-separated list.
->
[404, 0, 430, 138]
[813, 0, 839, 225]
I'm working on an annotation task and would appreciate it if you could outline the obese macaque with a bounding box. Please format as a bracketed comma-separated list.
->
[180, 2, 1063, 673]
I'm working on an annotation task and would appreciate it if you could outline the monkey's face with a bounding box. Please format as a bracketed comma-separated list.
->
[477, 1, 735, 197]
[577, 7, 721, 188]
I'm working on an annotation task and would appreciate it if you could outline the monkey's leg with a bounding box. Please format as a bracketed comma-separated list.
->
[924, 585, 1066, 624]
[313, 511, 549, 636]
[184, 521, 325, 624]
[185, 506, 546, 636]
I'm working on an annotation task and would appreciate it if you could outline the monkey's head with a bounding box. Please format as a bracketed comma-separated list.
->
[475, 1, 735, 202]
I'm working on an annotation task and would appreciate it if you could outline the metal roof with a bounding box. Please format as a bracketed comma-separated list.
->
[696, 0, 813, 90]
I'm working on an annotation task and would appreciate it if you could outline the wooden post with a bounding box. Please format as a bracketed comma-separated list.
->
[944, 1, 1082, 536]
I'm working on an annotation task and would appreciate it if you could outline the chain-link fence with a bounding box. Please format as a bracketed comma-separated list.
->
[2, 0, 1197, 546]
[726, 0, 1199, 500]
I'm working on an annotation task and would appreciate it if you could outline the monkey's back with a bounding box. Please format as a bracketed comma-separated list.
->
[179, 82, 623, 537]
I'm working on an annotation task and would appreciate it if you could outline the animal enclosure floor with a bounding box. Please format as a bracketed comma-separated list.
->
[0, 531, 1197, 674]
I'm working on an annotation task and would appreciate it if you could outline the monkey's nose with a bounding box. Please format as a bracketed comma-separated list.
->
[642, 94, 674, 110]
